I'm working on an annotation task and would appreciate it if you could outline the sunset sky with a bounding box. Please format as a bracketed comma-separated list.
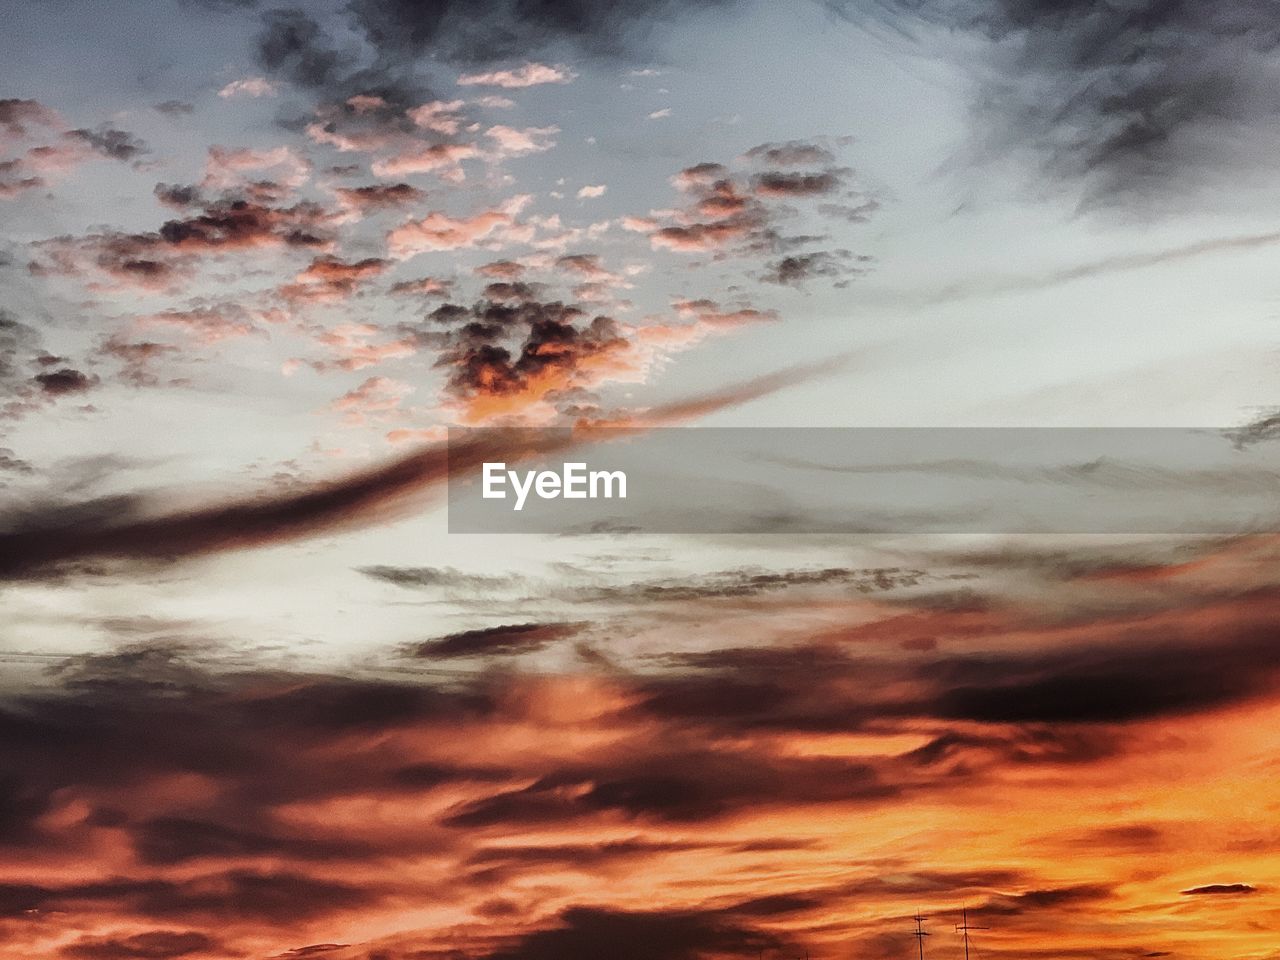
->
[2, 1, 1280, 958]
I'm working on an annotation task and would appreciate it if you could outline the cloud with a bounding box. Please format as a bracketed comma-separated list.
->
[332, 182, 424, 217]
[203, 144, 311, 191]
[33, 194, 339, 291]
[923, 229, 1280, 304]
[248, 0, 736, 114]
[0, 98, 61, 140]
[0, 362, 833, 578]
[476, 259, 525, 279]
[386, 197, 532, 256]
[408, 622, 584, 659]
[218, 76, 277, 98]
[580, 565, 920, 604]
[153, 100, 195, 117]
[34, 368, 99, 396]
[1, 106, 148, 196]
[1180, 883, 1256, 896]
[457, 63, 577, 88]
[485, 124, 559, 157]
[66, 125, 149, 161]
[479, 906, 780, 960]
[330, 376, 412, 426]
[873, 0, 1280, 205]
[642, 151, 875, 279]
[357, 565, 518, 589]
[279, 255, 389, 302]
[0, 159, 45, 198]
[135, 305, 263, 343]
[576, 184, 607, 199]
[429, 298, 633, 421]
[760, 250, 871, 288]
[60, 930, 218, 959]
[1226, 409, 1280, 450]
[345, 0, 741, 66]
[388, 275, 452, 297]
[743, 139, 837, 166]
[750, 168, 845, 197]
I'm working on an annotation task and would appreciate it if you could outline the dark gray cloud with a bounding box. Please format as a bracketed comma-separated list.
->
[408, 621, 584, 659]
[634, 615, 1280, 734]
[358, 564, 519, 590]
[1225, 408, 1280, 450]
[750, 168, 847, 197]
[870, 0, 1280, 205]
[760, 249, 871, 288]
[249, 0, 742, 107]
[744, 139, 837, 166]
[34, 367, 98, 396]
[974, 883, 1115, 918]
[0, 448, 33, 474]
[347, 0, 741, 65]
[0, 366, 828, 580]
[67, 125, 149, 162]
[152, 100, 195, 117]
[0, 310, 96, 422]
[581, 565, 924, 603]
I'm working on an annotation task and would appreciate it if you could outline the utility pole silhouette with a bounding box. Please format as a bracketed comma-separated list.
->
[910, 910, 930, 960]
[954, 907, 989, 960]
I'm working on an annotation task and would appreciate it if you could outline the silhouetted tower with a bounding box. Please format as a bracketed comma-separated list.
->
[910, 911, 930, 960]
[954, 908, 989, 960]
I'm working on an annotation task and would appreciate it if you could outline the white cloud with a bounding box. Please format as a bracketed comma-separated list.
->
[218, 77, 277, 99]
[457, 62, 577, 89]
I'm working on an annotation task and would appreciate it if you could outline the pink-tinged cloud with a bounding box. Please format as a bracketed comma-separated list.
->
[100, 336, 183, 387]
[204, 145, 311, 191]
[333, 182, 424, 217]
[457, 62, 577, 88]
[331, 376, 414, 426]
[386, 197, 532, 257]
[485, 124, 558, 157]
[280, 256, 390, 303]
[0, 97, 62, 142]
[650, 219, 757, 252]
[0, 158, 45, 198]
[389, 276, 452, 297]
[632, 299, 777, 350]
[371, 142, 478, 180]
[407, 100, 466, 135]
[303, 322, 419, 372]
[33, 194, 340, 293]
[475, 259, 525, 279]
[217, 76, 277, 99]
[136, 306, 262, 343]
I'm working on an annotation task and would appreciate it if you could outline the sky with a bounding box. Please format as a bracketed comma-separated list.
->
[2, 0, 1280, 958]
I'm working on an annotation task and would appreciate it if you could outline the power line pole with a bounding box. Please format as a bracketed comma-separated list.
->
[910, 910, 930, 960]
[954, 907, 989, 960]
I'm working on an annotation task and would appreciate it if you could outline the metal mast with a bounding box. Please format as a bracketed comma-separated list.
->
[954, 908, 989, 960]
[910, 911, 930, 960]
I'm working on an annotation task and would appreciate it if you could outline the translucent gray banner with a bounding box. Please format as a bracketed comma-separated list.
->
[446, 427, 1280, 534]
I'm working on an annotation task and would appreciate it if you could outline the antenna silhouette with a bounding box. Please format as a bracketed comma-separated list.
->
[910, 910, 930, 960]
[954, 907, 989, 960]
